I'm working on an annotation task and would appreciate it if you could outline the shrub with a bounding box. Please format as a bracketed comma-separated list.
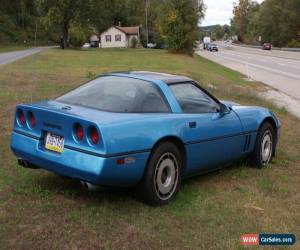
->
[69, 25, 88, 48]
[130, 36, 138, 48]
[287, 39, 300, 48]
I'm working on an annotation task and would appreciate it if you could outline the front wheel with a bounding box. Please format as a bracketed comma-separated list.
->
[140, 142, 182, 206]
[249, 122, 275, 168]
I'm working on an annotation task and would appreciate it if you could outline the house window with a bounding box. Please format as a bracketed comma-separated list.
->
[115, 34, 121, 42]
[105, 35, 111, 42]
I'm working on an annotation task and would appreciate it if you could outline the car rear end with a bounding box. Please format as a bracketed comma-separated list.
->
[209, 44, 218, 52]
[10, 103, 147, 187]
[262, 43, 272, 50]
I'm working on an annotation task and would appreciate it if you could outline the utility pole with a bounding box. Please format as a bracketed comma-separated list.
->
[34, 22, 38, 46]
[145, 0, 149, 48]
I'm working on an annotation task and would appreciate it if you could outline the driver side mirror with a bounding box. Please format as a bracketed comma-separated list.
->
[219, 103, 231, 114]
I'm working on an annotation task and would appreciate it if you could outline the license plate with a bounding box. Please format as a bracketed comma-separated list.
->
[45, 132, 64, 153]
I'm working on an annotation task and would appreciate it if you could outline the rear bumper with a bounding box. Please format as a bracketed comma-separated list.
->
[11, 131, 149, 187]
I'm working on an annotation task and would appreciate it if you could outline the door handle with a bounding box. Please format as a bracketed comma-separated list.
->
[189, 121, 197, 128]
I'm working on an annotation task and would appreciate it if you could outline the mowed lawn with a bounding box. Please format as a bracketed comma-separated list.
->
[0, 48, 299, 249]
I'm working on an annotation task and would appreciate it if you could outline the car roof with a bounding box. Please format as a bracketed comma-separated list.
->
[110, 71, 193, 84]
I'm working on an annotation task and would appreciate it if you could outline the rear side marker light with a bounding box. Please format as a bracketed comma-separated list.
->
[18, 110, 26, 125]
[74, 123, 84, 141]
[28, 111, 36, 128]
[117, 158, 125, 165]
[116, 157, 136, 165]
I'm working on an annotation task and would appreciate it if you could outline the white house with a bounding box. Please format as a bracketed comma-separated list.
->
[99, 26, 140, 48]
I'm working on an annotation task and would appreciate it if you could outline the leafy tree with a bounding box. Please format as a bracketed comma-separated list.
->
[69, 23, 90, 47]
[262, 0, 300, 47]
[158, 0, 205, 55]
[232, 0, 300, 47]
[41, 0, 91, 48]
[231, 0, 259, 43]
[212, 25, 225, 40]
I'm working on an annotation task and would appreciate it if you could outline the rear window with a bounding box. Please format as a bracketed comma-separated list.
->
[56, 76, 170, 113]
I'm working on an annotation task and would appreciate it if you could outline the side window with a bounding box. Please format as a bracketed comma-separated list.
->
[105, 35, 111, 42]
[170, 83, 220, 113]
[115, 34, 121, 42]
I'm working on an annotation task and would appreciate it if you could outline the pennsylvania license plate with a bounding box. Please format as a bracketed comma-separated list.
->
[45, 132, 64, 153]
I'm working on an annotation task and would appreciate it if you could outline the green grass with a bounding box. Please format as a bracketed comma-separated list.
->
[0, 45, 30, 53]
[0, 48, 299, 249]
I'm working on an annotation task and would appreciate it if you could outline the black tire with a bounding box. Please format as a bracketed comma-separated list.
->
[249, 122, 275, 168]
[139, 142, 183, 206]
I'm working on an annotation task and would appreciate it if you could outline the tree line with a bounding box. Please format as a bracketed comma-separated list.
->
[231, 0, 300, 47]
[0, 0, 205, 54]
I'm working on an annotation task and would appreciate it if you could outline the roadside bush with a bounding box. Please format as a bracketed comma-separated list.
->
[130, 36, 138, 48]
[287, 39, 300, 48]
[69, 25, 88, 48]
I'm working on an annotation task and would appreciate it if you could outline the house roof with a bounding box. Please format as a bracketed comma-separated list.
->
[114, 26, 139, 35]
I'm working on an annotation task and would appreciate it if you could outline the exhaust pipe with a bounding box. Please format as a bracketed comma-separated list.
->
[80, 181, 101, 191]
[18, 159, 39, 169]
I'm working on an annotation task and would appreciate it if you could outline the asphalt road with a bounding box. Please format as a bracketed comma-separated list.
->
[0, 47, 50, 66]
[197, 43, 300, 117]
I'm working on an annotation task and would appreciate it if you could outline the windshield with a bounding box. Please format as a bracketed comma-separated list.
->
[56, 76, 170, 113]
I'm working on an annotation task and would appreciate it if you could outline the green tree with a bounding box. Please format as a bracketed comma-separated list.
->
[254, 0, 300, 47]
[212, 25, 225, 40]
[231, 0, 300, 47]
[41, 0, 91, 48]
[231, 0, 259, 43]
[158, 0, 205, 55]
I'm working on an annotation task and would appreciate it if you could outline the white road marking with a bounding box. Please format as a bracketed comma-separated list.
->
[277, 63, 285, 66]
[201, 52, 300, 80]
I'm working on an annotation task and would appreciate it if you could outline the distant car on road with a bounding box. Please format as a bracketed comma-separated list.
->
[11, 71, 280, 205]
[262, 43, 272, 50]
[208, 43, 218, 52]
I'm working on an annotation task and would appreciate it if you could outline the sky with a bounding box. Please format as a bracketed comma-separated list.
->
[201, 0, 263, 26]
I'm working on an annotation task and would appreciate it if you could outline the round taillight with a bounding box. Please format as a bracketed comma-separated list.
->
[75, 123, 84, 141]
[89, 126, 99, 145]
[18, 110, 26, 125]
[28, 112, 36, 128]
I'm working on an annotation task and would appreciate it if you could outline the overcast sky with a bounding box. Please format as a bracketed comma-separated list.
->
[201, 0, 263, 26]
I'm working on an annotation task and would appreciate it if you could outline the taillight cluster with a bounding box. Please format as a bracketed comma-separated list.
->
[73, 123, 99, 145]
[17, 109, 36, 128]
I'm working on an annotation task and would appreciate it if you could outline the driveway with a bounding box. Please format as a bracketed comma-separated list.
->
[0, 47, 52, 66]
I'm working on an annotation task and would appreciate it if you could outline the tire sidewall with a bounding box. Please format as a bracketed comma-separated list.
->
[251, 122, 275, 168]
[142, 142, 183, 205]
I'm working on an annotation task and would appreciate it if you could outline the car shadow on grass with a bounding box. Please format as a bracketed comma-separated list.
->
[31, 171, 140, 204]
[28, 161, 250, 208]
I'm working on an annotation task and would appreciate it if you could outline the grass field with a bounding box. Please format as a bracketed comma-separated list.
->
[0, 48, 299, 249]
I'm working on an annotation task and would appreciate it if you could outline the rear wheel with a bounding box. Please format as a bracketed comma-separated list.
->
[249, 122, 275, 168]
[140, 142, 182, 206]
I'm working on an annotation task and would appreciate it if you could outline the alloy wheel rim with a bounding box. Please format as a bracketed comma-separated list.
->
[154, 152, 178, 200]
[261, 130, 273, 165]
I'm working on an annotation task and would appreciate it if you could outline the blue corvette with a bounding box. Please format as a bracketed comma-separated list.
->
[11, 71, 280, 205]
